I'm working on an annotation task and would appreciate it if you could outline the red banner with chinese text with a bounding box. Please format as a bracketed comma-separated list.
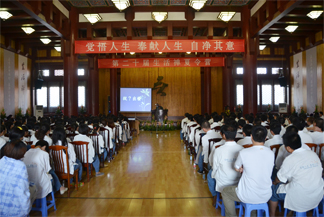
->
[75, 39, 244, 54]
[98, 57, 224, 68]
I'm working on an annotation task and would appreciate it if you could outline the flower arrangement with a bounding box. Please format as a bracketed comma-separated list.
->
[224, 105, 230, 116]
[315, 105, 318, 113]
[80, 105, 86, 114]
[300, 106, 305, 114]
[139, 120, 180, 131]
[0, 108, 6, 120]
[16, 108, 23, 118]
[235, 104, 242, 114]
[25, 108, 30, 117]
[267, 104, 271, 112]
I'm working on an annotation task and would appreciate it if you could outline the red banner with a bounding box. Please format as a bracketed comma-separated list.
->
[98, 57, 224, 68]
[75, 39, 244, 54]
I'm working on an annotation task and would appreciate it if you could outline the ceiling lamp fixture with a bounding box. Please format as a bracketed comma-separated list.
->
[83, 14, 102, 24]
[158, 52, 162, 54]
[259, 45, 266, 51]
[0, 11, 13, 20]
[269, 37, 280, 43]
[285, 25, 298, 33]
[189, 0, 207, 11]
[130, 52, 135, 55]
[21, 27, 35, 35]
[307, 11, 323, 20]
[54, 46, 61, 52]
[186, 52, 191, 54]
[152, 12, 168, 23]
[40, 38, 51, 44]
[112, 0, 130, 11]
[218, 12, 236, 22]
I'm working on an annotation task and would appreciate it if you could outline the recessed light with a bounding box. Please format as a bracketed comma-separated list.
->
[0, 11, 12, 20]
[130, 52, 135, 55]
[40, 38, 51, 44]
[152, 12, 168, 23]
[269, 37, 280, 43]
[83, 14, 102, 24]
[259, 45, 266, 51]
[218, 12, 236, 22]
[54, 46, 61, 52]
[21, 27, 35, 34]
[285, 25, 298, 33]
[189, 0, 207, 11]
[158, 52, 162, 54]
[307, 11, 323, 20]
[186, 52, 191, 54]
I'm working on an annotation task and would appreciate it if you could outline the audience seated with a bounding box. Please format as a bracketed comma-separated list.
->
[293, 117, 313, 144]
[237, 124, 253, 146]
[0, 125, 7, 149]
[264, 121, 283, 148]
[31, 123, 53, 146]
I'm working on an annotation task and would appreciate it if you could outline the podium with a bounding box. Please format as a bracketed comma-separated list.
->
[151, 108, 168, 123]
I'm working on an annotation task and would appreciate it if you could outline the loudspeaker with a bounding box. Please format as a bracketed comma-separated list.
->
[35, 79, 43, 89]
[278, 77, 287, 87]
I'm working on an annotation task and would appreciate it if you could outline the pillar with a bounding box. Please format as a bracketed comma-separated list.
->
[201, 67, 205, 114]
[204, 67, 212, 114]
[63, 7, 78, 117]
[223, 54, 234, 111]
[110, 68, 118, 116]
[242, 5, 258, 115]
[87, 54, 99, 116]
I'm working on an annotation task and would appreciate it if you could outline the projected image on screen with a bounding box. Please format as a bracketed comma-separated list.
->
[120, 88, 152, 112]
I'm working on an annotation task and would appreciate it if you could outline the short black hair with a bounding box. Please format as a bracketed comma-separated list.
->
[270, 121, 282, 135]
[285, 125, 299, 134]
[261, 114, 267, 122]
[3, 140, 27, 160]
[35, 140, 50, 153]
[283, 132, 301, 150]
[243, 124, 253, 136]
[251, 125, 267, 143]
[78, 124, 89, 135]
[238, 119, 246, 128]
[278, 117, 285, 125]
[247, 115, 254, 124]
[9, 126, 25, 141]
[293, 117, 305, 131]
[201, 120, 210, 130]
[315, 118, 324, 131]
[253, 118, 262, 126]
[223, 124, 237, 140]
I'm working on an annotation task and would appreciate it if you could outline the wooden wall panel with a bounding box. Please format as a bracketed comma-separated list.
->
[0, 48, 3, 109]
[120, 67, 201, 117]
[211, 67, 223, 113]
[290, 56, 294, 112]
[317, 43, 324, 111]
[14, 54, 19, 114]
[302, 51, 307, 111]
[99, 68, 110, 115]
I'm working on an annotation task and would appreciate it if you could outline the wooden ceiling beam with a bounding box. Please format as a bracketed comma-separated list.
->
[261, 30, 320, 36]
[276, 16, 323, 24]
[0, 19, 42, 27]
[7, 32, 58, 39]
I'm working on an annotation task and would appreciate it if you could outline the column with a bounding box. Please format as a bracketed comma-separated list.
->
[204, 67, 211, 114]
[63, 7, 78, 117]
[201, 67, 205, 114]
[87, 54, 99, 116]
[110, 67, 118, 116]
[242, 5, 258, 115]
[223, 54, 234, 110]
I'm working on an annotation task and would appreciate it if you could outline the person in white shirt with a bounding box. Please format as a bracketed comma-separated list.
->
[278, 117, 286, 137]
[210, 125, 243, 206]
[31, 123, 53, 146]
[92, 124, 108, 162]
[246, 115, 254, 126]
[319, 112, 324, 120]
[265, 121, 283, 148]
[293, 117, 313, 144]
[237, 124, 253, 146]
[0, 125, 7, 150]
[261, 114, 269, 126]
[210, 114, 222, 129]
[308, 118, 324, 144]
[269, 132, 324, 217]
[222, 126, 274, 217]
[52, 127, 84, 187]
[74, 124, 104, 177]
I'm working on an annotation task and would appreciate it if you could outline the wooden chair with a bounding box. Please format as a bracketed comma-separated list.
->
[99, 127, 112, 158]
[270, 144, 281, 160]
[203, 138, 222, 175]
[49, 146, 79, 197]
[243, 144, 253, 148]
[89, 133, 105, 168]
[305, 143, 318, 153]
[71, 141, 92, 182]
[318, 143, 324, 160]
[212, 126, 221, 132]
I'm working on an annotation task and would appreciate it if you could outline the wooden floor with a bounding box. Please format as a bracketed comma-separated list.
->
[31, 130, 222, 216]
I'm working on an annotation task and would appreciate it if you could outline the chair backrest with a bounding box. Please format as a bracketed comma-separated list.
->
[26, 141, 33, 146]
[208, 138, 222, 156]
[99, 127, 110, 149]
[49, 146, 69, 175]
[270, 144, 281, 159]
[243, 144, 253, 148]
[89, 133, 100, 155]
[30, 145, 35, 149]
[212, 126, 221, 132]
[71, 141, 89, 164]
[193, 127, 201, 147]
[305, 143, 318, 153]
[199, 133, 206, 146]
[188, 124, 197, 135]
[318, 143, 324, 160]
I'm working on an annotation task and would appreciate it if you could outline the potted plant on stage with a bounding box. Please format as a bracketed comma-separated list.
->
[56, 105, 63, 115]
[16, 108, 23, 118]
[0, 108, 6, 120]
[267, 104, 271, 113]
[25, 108, 31, 118]
[80, 105, 86, 115]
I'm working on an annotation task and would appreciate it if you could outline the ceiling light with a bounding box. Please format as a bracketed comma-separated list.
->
[0, 11, 12, 20]
[21, 27, 35, 34]
[54, 46, 61, 52]
[269, 37, 280, 43]
[112, 0, 130, 11]
[152, 12, 168, 23]
[158, 52, 162, 54]
[218, 12, 236, 22]
[186, 52, 191, 54]
[285, 25, 298, 33]
[259, 45, 266, 51]
[40, 38, 51, 44]
[189, 0, 207, 11]
[307, 11, 323, 20]
[83, 14, 102, 24]
[130, 52, 135, 55]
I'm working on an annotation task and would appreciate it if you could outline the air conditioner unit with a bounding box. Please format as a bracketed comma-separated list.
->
[34, 105, 43, 120]
[279, 103, 287, 113]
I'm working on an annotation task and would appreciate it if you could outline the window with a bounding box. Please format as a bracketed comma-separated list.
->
[257, 67, 267, 74]
[237, 67, 243, 74]
[36, 87, 47, 107]
[274, 85, 285, 105]
[49, 86, 60, 107]
[78, 86, 86, 107]
[272, 68, 282, 75]
[236, 84, 244, 105]
[54, 69, 64, 76]
[262, 85, 272, 105]
[42, 70, 50, 77]
[257, 85, 260, 106]
[61, 86, 64, 107]
[78, 69, 85, 76]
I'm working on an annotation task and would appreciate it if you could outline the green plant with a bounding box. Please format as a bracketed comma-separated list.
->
[25, 108, 30, 118]
[0, 108, 6, 120]
[16, 108, 23, 118]
[80, 105, 86, 114]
